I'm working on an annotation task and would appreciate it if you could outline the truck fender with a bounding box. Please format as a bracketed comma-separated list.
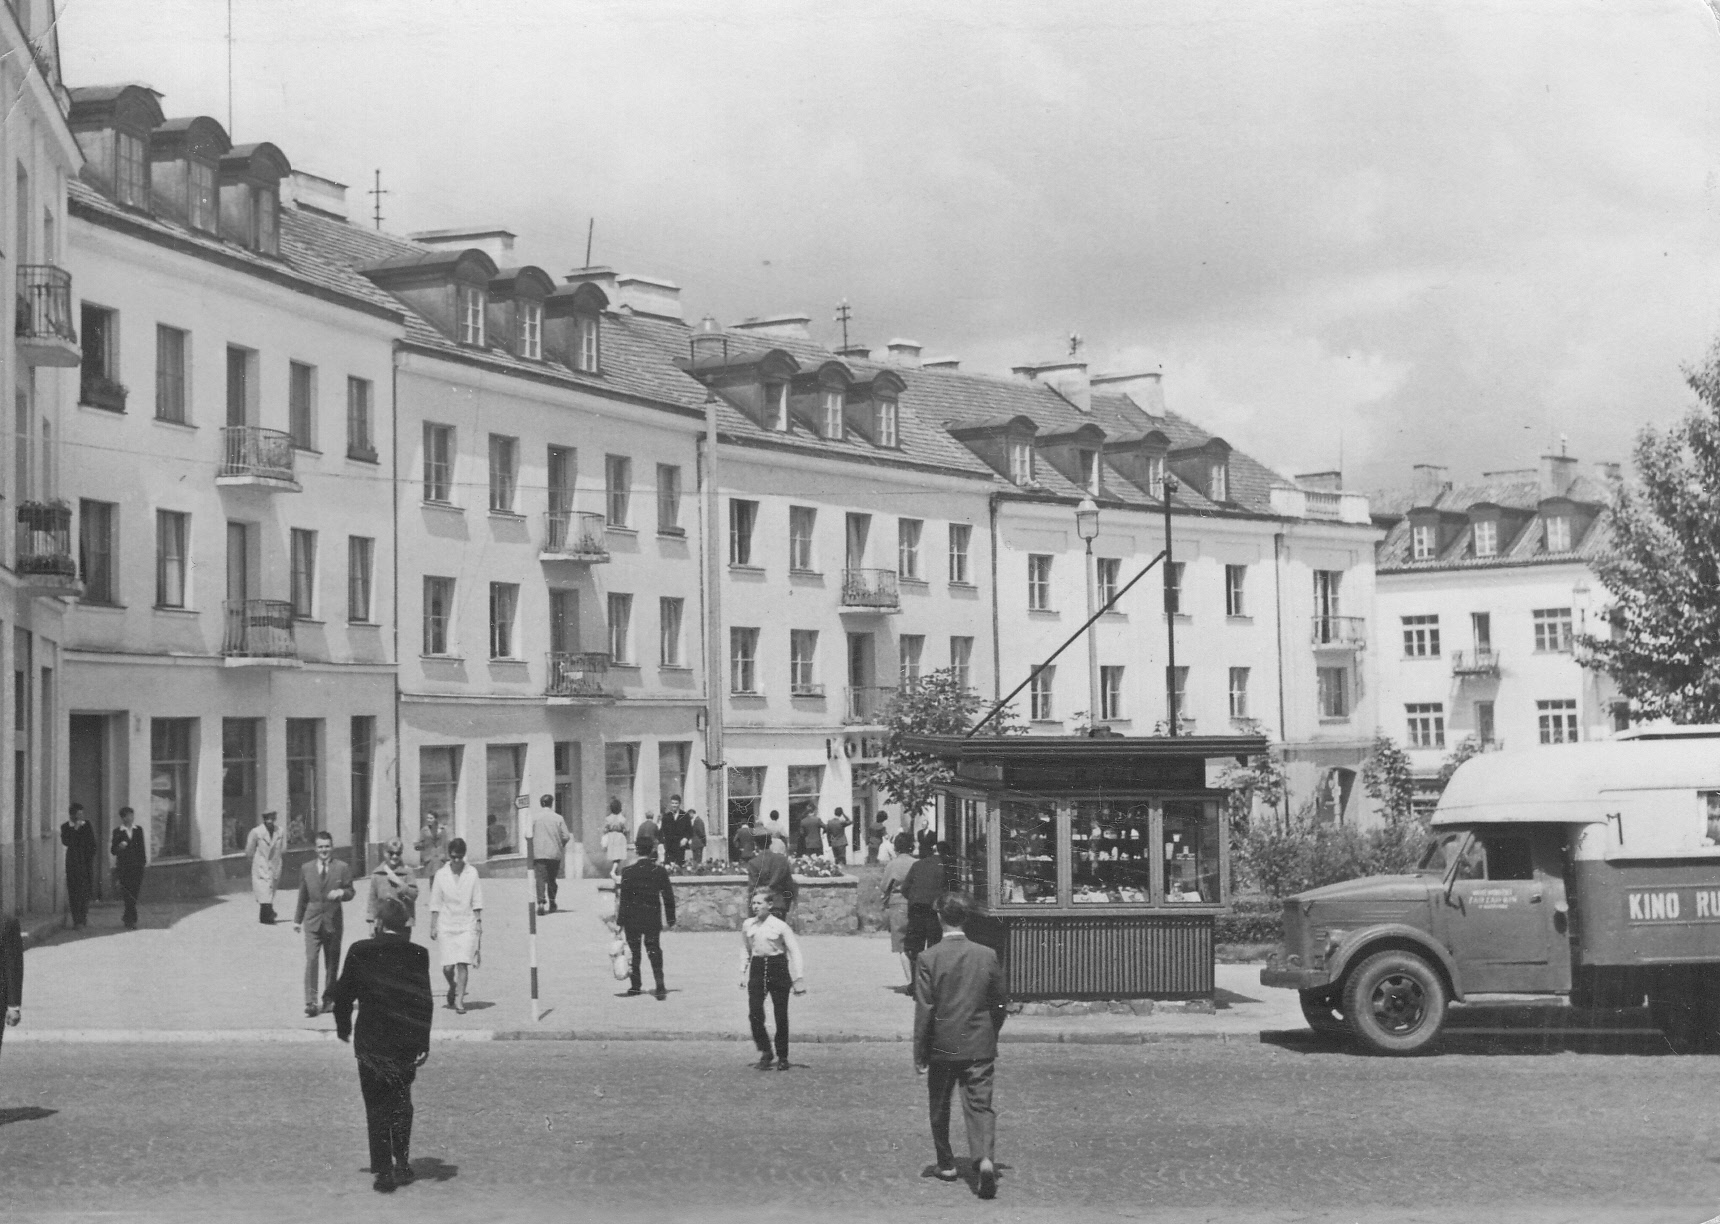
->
[1327, 925, 1465, 1002]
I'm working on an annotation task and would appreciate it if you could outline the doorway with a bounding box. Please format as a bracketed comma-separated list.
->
[69, 714, 109, 899]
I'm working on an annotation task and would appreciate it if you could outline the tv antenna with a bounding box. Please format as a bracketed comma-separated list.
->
[368, 170, 389, 231]
[835, 300, 853, 348]
[1068, 331, 1084, 357]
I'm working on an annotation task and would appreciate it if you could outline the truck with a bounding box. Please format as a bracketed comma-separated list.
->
[1259, 729, 1720, 1054]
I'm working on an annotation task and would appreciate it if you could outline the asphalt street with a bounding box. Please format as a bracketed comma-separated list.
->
[4, 1037, 1720, 1224]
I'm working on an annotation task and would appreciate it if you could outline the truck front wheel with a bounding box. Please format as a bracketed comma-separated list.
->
[1299, 988, 1350, 1037]
[1343, 950, 1447, 1055]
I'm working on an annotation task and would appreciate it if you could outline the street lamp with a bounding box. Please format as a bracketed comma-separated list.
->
[1076, 497, 1100, 730]
[1162, 476, 1180, 736]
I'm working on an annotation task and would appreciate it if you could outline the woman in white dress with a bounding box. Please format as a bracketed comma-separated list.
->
[428, 837, 483, 1014]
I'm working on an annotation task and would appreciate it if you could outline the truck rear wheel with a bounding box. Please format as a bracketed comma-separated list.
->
[1343, 949, 1446, 1055]
[1299, 988, 1350, 1037]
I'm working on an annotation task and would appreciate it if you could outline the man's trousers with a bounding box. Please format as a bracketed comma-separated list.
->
[747, 954, 792, 1059]
[356, 1054, 417, 1176]
[304, 925, 340, 1008]
[927, 1058, 996, 1168]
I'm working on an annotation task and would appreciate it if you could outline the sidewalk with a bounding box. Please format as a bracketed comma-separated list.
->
[9, 876, 1306, 1044]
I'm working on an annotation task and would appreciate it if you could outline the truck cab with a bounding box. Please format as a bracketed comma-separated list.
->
[1261, 731, 1720, 1053]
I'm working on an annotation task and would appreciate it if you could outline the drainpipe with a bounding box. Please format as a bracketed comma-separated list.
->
[390, 354, 403, 846]
[1273, 529, 1288, 824]
[988, 492, 1002, 704]
[699, 392, 726, 847]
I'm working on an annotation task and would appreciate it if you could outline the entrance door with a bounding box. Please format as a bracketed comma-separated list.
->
[1442, 826, 1571, 993]
[69, 714, 108, 899]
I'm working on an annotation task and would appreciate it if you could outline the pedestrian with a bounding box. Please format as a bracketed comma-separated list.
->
[332, 895, 433, 1195]
[244, 810, 286, 924]
[529, 794, 571, 915]
[798, 806, 824, 858]
[0, 912, 21, 1060]
[617, 834, 675, 999]
[917, 826, 938, 860]
[914, 891, 1005, 1198]
[739, 887, 806, 1070]
[109, 806, 147, 931]
[823, 806, 852, 866]
[660, 794, 686, 866]
[687, 808, 708, 865]
[902, 836, 947, 972]
[745, 830, 798, 921]
[414, 813, 447, 879]
[367, 839, 419, 930]
[880, 831, 917, 990]
[865, 811, 890, 864]
[761, 809, 789, 854]
[730, 815, 757, 864]
[428, 837, 483, 1014]
[294, 831, 356, 1018]
[601, 808, 630, 874]
[59, 804, 97, 928]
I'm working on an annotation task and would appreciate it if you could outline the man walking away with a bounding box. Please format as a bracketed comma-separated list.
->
[332, 896, 433, 1194]
[687, 808, 708, 865]
[295, 831, 355, 1017]
[618, 835, 675, 999]
[914, 892, 1005, 1199]
[746, 831, 798, 921]
[529, 794, 571, 915]
[244, 810, 285, 924]
[798, 807, 824, 859]
[823, 807, 852, 867]
[730, 816, 757, 864]
[0, 911, 21, 1059]
[901, 839, 947, 972]
[110, 807, 147, 930]
[60, 805, 96, 928]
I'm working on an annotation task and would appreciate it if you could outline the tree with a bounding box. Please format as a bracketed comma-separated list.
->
[874, 668, 1023, 822]
[1436, 737, 1485, 790]
[1583, 342, 1720, 722]
[1215, 752, 1287, 836]
[1360, 734, 1415, 827]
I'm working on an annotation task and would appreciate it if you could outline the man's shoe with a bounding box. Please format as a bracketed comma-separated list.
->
[754, 1053, 775, 1070]
[652, 985, 668, 1000]
[394, 1162, 416, 1185]
[775, 1057, 790, 1071]
[372, 1173, 396, 1194]
[304, 1005, 319, 1018]
[623, 986, 644, 996]
[321, 1000, 335, 1014]
[934, 1164, 961, 1181]
[977, 1158, 997, 1200]
[536, 903, 546, 916]
[548, 901, 558, 912]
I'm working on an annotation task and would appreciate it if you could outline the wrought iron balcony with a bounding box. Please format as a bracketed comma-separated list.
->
[546, 651, 615, 700]
[15, 500, 80, 596]
[1451, 649, 1501, 678]
[1311, 615, 1367, 649]
[541, 511, 609, 562]
[217, 425, 300, 490]
[16, 265, 79, 367]
[843, 685, 897, 725]
[222, 600, 298, 662]
[840, 568, 900, 612]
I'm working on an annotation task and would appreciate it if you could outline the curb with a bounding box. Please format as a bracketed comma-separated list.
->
[9, 1025, 1267, 1045]
[18, 914, 64, 948]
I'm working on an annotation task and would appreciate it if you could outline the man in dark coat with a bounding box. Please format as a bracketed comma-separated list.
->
[745, 830, 798, 920]
[332, 896, 433, 1195]
[914, 891, 1007, 1198]
[797, 807, 824, 858]
[659, 795, 687, 866]
[730, 817, 757, 864]
[617, 835, 675, 999]
[59, 804, 97, 927]
[902, 843, 947, 969]
[110, 806, 147, 930]
[0, 913, 22, 1058]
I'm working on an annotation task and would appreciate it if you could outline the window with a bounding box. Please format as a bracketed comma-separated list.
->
[1225, 565, 1247, 617]
[658, 743, 689, 817]
[875, 399, 899, 447]
[347, 536, 373, 622]
[898, 519, 922, 580]
[1010, 440, 1034, 485]
[1147, 453, 1166, 499]
[423, 423, 454, 503]
[1538, 699, 1578, 745]
[346, 378, 374, 460]
[766, 382, 789, 431]
[574, 313, 600, 372]
[605, 455, 631, 527]
[1079, 449, 1100, 494]
[1477, 700, 1496, 746]
[155, 510, 189, 608]
[790, 629, 819, 694]
[1000, 799, 1058, 904]
[484, 744, 524, 857]
[1411, 523, 1436, 560]
[155, 325, 187, 423]
[656, 464, 682, 534]
[1406, 703, 1446, 749]
[1100, 665, 1124, 721]
[730, 626, 759, 693]
[549, 589, 579, 654]
[255, 188, 279, 256]
[1208, 461, 1228, 503]
[823, 389, 844, 439]
[1473, 519, 1498, 558]
[1030, 666, 1056, 720]
[899, 634, 924, 687]
[728, 764, 766, 830]
[151, 718, 195, 859]
[1318, 667, 1350, 719]
[555, 741, 582, 838]
[488, 434, 518, 513]
[659, 597, 684, 666]
[189, 158, 216, 232]
[729, 499, 758, 566]
[948, 524, 971, 584]
[221, 717, 261, 855]
[457, 284, 486, 346]
[1533, 607, 1574, 653]
[116, 130, 147, 207]
[285, 718, 322, 847]
[1545, 515, 1572, 553]
[78, 500, 117, 604]
[225, 345, 253, 426]
[1228, 667, 1250, 720]
[1472, 611, 1493, 653]
[789, 506, 817, 571]
[1097, 557, 1121, 609]
[489, 582, 518, 658]
[351, 717, 375, 853]
[1167, 665, 1188, 722]
[1027, 554, 1053, 611]
[289, 529, 317, 618]
[419, 745, 461, 846]
[287, 361, 315, 450]
[423, 576, 455, 655]
[80, 305, 122, 410]
[950, 636, 973, 690]
[788, 764, 824, 831]
[1166, 561, 1185, 616]
[518, 299, 543, 359]
[1402, 614, 1441, 658]
[605, 743, 638, 816]
[608, 593, 633, 664]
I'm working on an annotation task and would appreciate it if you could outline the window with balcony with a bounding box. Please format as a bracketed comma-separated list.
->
[1027, 554, 1052, 611]
[898, 634, 924, 687]
[605, 455, 631, 527]
[948, 523, 971, 584]
[1411, 524, 1436, 560]
[517, 299, 543, 360]
[729, 498, 759, 566]
[1545, 515, 1572, 553]
[789, 506, 816, 571]
[1097, 557, 1120, 609]
[875, 398, 899, 448]
[1228, 667, 1250, 720]
[1533, 607, 1573, 653]
[289, 529, 317, 619]
[288, 362, 315, 450]
[155, 325, 187, 423]
[1402, 614, 1441, 658]
[951, 636, 973, 690]
[608, 593, 634, 665]
[1225, 564, 1247, 617]
[659, 597, 684, 667]
[790, 629, 819, 694]
[225, 345, 254, 426]
[155, 510, 188, 608]
[1100, 665, 1124, 721]
[346, 377, 375, 461]
[423, 576, 455, 655]
[1317, 666, 1349, 719]
[347, 536, 373, 623]
[730, 626, 759, 693]
[80, 304, 123, 411]
[656, 464, 682, 534]
[488, 434, 518, 513]
[898, 518, 922, 581]
[1473, 519, 1498, 558]
[1406, 702, 1445, 748]
[489, 582, 519, 659]
[79, 499, 118, 604]
[1029, 666, 1056, 721]
[457, 285, 486, 346]
[1538, 699, 1578, 744]
[423, 423, 454, 504]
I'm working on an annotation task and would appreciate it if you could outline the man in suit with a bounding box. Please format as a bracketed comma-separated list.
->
[295, 831, 356, 1017]
[797, 807, 824, 858]
[617, 834, 675, 999]
[901, 842, 947, 970]
[59, 804, 97, 928]
[745, 830, 798, 920]
[0, 912, 22, 1059]
[914, 891, 1006, 1199]
[110, 806, 147, 930]
[332, 896, 433, 1195]
[659, 794, 687, 866]
[528, 794, 571, 915]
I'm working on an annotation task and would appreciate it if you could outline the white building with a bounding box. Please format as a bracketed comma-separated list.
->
[1373, 456, 1622, 803]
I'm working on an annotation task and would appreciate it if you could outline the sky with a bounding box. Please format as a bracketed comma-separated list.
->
[56, 0, 1720, 493]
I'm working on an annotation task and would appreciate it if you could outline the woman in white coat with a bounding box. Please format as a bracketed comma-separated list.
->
[243, 811, 286, 924]
[428, 837, 483, 1013]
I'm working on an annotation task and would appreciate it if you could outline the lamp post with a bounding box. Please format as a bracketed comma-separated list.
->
[1572, 578, 1591, 742]
[1075, 497, 1100, 729]
[1163, 476, 1180, 736]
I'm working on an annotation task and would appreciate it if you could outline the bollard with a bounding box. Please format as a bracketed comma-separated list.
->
[527, 898, 541, 1023]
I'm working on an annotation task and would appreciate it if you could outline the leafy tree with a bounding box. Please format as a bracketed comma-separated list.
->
[1360, 734, 1415, 827]
[1583, 344, 1720, 721]
[1215, 752, 1287, 836]
[875, 668, 1023, 822]
[1436, 737, 1485, 790]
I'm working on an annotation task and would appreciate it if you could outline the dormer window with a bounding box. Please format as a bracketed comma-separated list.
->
[216, 142, 290, 255]
[1546, 515, 1571, 552]
[1078, 449, 1100, 495]
[1011, 440, 1035, 485]
[255, 187, 278, 255]
[1208, 461, 1228, 502]
[575, 314, 599, 372]
[767, 382, 790, 432]
[1473, 520, 1498, 558]
[458, 285, 486, 346]
[517, 300, 543, 360]
[117, 131, 148, 208]
[69, 84, 167, 213]
[189, 158, 216, 231]
[1148, 454, 1166, 499]
[824, 389, 844, 439]
[876, 399, 899, 448]
[1412, 524, 1436, 560]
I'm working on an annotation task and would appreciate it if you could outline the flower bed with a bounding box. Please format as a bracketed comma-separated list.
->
[662, 855, 846, 879]
[601, 873, 859, 934]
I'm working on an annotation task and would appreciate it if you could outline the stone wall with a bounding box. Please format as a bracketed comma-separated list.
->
[601, 875, 860, 934]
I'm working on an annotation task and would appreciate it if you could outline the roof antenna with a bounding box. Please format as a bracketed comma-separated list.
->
[368, 170, 389, 231]
[1560, 432, 1569, 457]
[584, 217, 594, 269]
[835, 299, 852, 349]
[226, 0, 234, 136]
[1068, 331, 1084, 357]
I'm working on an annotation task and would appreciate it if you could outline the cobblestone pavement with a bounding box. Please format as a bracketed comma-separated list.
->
[4, 1039, 1720, 1223]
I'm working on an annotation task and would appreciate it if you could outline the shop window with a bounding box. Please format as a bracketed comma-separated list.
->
[286, 718, 321, 848]
[999, 800, 1058, 905]
[151, 717, 195, 859]
[1162, 800, 1220, 903]
[952, 794, 990, 907]
[728, 765, 765, 831]
[605, 742, 638, 817]
[221, 717, 261, 855]
[485, 744, 523, 856]
[351, 717, 375, 854]
[1071, 802, 1151, 904]
[788, 764, 824, 832]
[659, 742, 690, 813]
[419, 745, 461, 845]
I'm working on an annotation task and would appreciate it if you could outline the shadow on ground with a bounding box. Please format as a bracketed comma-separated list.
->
[43, 896, 225, 947]
[1262, 1003, 1672, 1057]
[0, 1106, 57, 1126]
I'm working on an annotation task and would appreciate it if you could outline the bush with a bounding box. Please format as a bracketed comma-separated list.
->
[1215, 912, 1281, 944]
[1234, 811, 1430, 899]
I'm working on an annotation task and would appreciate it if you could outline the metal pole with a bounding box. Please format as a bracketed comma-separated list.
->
[1084, 537, 1100, 728]
[527, 899, 540, 1023]
[1163, 479, 1179, 737]
[701, 390, 727, 852]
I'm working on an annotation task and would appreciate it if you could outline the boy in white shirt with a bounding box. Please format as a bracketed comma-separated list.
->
[739, 888, 807, 1070]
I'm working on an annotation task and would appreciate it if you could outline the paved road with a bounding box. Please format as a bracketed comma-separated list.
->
[4, 1037, 1720, 1223]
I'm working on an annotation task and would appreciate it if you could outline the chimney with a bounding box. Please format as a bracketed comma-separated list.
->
[1598, 461, 1622, 483]
[922, 356, 961, 372]
[884, 338, 923, 368]
[411, 226, 517, 263]
[1014, 360, 1091, 413]
[1296, 471, 1342, 492]
[565, 265, 620, 300]
[836, 343, 872, 361]
[731, 314, 811, 340]
[1092, 370, 1165, 416]
[287, 171, 347, 221]
[614, 275, 682, 322]
[1540, 453, 1580, 499]
[1411, 464, 1449, 506]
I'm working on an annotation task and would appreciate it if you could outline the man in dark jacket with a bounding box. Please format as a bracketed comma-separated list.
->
[332, 896, 433, 1195]
[659, 795, 687, 866]
[110, 807, 147, 930]
[914, 891, 1006, 1198]
[59, 804, 97, 927]
[745, 830, 798, 919]
[902, 844, 947, 969]
[797, 808, 824, 858]
[618, 835, 675, 999]
[0, 912, 22, 1057]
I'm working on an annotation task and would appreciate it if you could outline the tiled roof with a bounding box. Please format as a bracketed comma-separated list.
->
[1376, 473, 1614, 573]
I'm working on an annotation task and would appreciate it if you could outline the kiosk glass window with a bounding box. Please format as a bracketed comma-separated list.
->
[950, 793, 989, 906]
[999, 800, 1058, 905]
[1071, 801, 1152, 904]
[1162, 800, 1220, 904]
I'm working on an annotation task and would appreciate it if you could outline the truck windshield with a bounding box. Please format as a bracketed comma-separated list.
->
[1417, 832, 1467, 874]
